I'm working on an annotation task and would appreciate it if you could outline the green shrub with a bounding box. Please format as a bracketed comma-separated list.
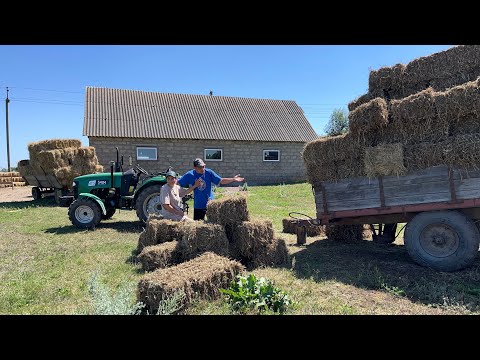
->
[220, 274, 293, 314]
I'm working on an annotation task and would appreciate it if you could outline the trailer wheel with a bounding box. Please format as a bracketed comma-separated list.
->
[68, 198, 102, 229]
[32, 187, 41, 200]
[102, 207, 116, 220]
[136, 185, 163, 222]
[404, 210, 480, 271]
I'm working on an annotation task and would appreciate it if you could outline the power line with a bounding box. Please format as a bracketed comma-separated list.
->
[11, 97, 83, 104]
[10, 99, 83, 106]
[7, 86, 83, 94]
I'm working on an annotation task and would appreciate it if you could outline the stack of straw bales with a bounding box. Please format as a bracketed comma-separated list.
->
[206, 195, 289, 269]
[282, 218, 326, 237]
[0, 172, 26, 188]
[303, 46, 480, 184]
[138, 252, 245, 313]
[17, 139, 103, 187]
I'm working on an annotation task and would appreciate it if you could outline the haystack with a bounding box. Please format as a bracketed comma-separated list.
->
[282, 218, 326, 237]
[137, 241, 181, 271]
[325, 224, 364, 242]
[364, 143, 407, 178]
[369, 63, 405, 99]
[348, 97, 389, 145]
[137, 252, 245, 313]
[206, 195, 249, 226]
[442, 133, 480, 169]
[348, 92, 375, 112]
[178, 221, 229, 261]
[403, 141, 445, 172]
[136, 218, 182, 253]
[27, 139, 82, 155]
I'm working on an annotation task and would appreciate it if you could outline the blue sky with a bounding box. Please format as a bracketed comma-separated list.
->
[0, 45, 452, 169]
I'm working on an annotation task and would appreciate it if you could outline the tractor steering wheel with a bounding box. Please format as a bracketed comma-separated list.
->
[136, 164, 149, 176]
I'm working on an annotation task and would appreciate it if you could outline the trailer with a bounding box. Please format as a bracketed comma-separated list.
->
[303, 165, 480, 272]
[22, 168, 73, 206]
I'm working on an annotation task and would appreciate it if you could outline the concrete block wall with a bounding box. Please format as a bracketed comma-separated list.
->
[89, 137, 308, 186]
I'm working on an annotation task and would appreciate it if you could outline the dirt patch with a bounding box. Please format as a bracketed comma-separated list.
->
[0, 186, 35, 203]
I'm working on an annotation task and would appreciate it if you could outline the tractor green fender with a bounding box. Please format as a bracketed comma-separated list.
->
[78, 193, 107, 215]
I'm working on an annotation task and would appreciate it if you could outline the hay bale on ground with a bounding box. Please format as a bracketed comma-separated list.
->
[136, 219, 181, 253]
[0, 172, 20, 177]
[178, 221, 229, 260]
[326, 224, 364, 242]
[251, 238, 289, 269]
[348, 97, 389, 145]
[282, 218, 326, 237]
[137, 252, 245, 313]
[229, 220, 274, 260]
[206, 195, 249, 226]
[364, 143, 407, 178]
[137, 241, 181, 271]
[388, 88, 448, 145]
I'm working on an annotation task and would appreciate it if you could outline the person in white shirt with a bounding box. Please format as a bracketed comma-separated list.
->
[160, 170, 200, 221]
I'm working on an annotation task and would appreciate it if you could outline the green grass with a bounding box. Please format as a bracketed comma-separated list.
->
[1, 183, 480, 315]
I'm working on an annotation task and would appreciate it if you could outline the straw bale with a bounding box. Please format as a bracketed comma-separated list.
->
[136, 219, 183, 253]
[206, 195, 249, 226]
[348, 92, 374, 112]
[95, 164, 104, 173]
[251, 238, 289, 268]
[326, 224, 364, 242]
[282, 218, 326, 237]
[362, 224, 373, 241]
[53, 166, 81, 187]
[137, 252, 245, 313]
[178, 221, 229, 261]
[137, 241, 181, 271]
[348, 97, 389, 144]
[431, 71, 480, 92]
[449, 114, 480, 136]
[434, 78, 480, 127]
[0, 172, 20, 177]
[76, 146, 96, 159]
[229, 220, 274, 260]
[364, 143, 407, 178]
[442, 133, 480, 170]
[369, 63, 405, 97]
[403, 141, 445, 172]
[27, 139, 82, 154]
[388, 88, 448, 145]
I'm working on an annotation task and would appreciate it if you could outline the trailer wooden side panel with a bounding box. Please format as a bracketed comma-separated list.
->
[314, 165, 480, 219]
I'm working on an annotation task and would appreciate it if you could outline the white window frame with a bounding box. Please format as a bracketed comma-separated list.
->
[263, 149, 280, 162]
[204, 148, 223, 161]
[136, 147, 157, 161]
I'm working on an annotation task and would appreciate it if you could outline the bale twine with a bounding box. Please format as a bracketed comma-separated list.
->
[136, 219, 182, 253]
[178, 221, 229, 261]
[282, 218, 326, 237]
[206, 195, 249, 226]
[364, 143, 407, 178]
[137, 241, 181, 271]
[137, 252, 245, 313]
[325, 224, 364, 242]
[348, 97, 389, 145]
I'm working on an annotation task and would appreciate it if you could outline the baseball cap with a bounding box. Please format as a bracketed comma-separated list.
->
[165, 170, 177, 178]
[193, 158, 206, 167]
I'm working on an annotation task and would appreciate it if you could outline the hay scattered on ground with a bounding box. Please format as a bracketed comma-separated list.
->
[364, 143, 407, 178]
[282, 218, 326, 237]
[137, 252, 245, 313]
[326, 224, 365, 242]
[206, 195, 249, 226]
[137, 241, 181, 271]
[178, 221, 229, 261]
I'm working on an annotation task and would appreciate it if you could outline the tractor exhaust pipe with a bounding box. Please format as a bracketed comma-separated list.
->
[110, 161, 114, 188]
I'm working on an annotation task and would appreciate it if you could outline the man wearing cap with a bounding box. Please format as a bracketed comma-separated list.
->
[159, 170, 201, 221]
[178, 158, 245, 221]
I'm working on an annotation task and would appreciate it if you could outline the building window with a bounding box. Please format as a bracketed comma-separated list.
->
[204, 149, 223, 161]
[263, 150, 280, 162]
[136, 147, 157, 161]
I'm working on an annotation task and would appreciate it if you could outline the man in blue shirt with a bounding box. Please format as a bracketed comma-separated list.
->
[177, 158, 245, 221]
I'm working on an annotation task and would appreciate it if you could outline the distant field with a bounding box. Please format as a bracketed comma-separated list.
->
[1, 183, 479, 315]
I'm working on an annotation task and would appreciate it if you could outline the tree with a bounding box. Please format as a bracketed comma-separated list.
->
[324, 108, 349, 136]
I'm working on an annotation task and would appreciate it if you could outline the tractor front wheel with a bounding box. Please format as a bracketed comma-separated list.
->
[68, 198, 102, 229]
[136, 185, 164, 222]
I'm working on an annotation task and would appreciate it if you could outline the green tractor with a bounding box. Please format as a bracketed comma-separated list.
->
[66, 148, 186, 229]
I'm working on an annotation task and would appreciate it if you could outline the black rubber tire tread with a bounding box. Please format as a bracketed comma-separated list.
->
[102, 207, 116, 220]
[32, 187, 41, 200]
[136, 185, 163, 223]
[68, 197, 102, 229]
[404, 210, 480, 272]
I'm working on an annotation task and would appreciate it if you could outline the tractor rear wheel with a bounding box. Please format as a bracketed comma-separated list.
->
[136, 185, 163, 222]
[68, 198, 102, 229]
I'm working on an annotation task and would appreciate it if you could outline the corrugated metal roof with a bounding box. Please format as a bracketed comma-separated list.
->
[83, 87, 318, 142]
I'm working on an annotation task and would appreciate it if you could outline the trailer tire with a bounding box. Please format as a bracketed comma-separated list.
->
[32, 187, 41, 200]
[404, 210, 480, 272]
[136, 185, 163, 223]
[68, 198, 102, 229]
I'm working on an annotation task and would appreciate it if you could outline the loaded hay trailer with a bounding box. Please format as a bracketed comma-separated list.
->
[21, 167, 72, 205]
[310, 165, 480, 272]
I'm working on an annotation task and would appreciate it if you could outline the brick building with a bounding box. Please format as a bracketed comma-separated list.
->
[83, 87, 318, 185]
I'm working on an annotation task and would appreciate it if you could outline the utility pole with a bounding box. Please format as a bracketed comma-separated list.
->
[5, 87, 10, 172]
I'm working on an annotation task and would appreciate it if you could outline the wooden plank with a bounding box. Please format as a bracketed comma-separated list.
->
[327, 198, 381, 212]
[326, 188, 380, 202]
[322, 177, 379, 192]
[383, 180, 450, 198]
[382, 165, 449, 187]
[385, 192, 451, 207]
